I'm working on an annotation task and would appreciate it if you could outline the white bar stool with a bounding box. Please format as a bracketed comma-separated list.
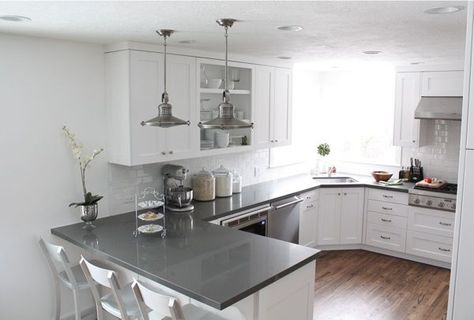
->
[79, 256, 140, 320]
[39, 238, 94, 320]
[131, 279, 242, 320]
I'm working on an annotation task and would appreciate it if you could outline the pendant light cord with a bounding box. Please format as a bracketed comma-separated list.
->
[163, 34, 168, 103]
[224, 25, 228, 92]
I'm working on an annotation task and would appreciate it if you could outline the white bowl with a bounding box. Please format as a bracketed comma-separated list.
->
[207, 79, 223, 89]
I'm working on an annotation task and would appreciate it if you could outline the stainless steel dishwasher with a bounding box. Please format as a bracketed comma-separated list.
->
[269, 195, 303, 244]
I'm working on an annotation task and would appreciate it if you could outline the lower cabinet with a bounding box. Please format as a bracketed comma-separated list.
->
[366, 223, 407, 253]
[317, 188, 364, 245]
[406, 231, 453, 263]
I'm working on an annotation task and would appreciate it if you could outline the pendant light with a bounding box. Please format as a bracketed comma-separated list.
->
[141, 29, 190, 128]
[198, 19, 254, 129]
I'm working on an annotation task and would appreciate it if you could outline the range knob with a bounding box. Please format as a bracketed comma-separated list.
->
[451, 203, 456, 210]
[414, 198, 421, 204]
[438, 202, 445, 208]
[426, 200, 433, 206]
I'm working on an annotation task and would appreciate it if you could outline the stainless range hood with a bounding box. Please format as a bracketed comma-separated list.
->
[414, 96, 462, 121]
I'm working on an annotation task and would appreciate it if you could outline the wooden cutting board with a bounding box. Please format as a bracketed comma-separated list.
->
[415, 180, 446, 189]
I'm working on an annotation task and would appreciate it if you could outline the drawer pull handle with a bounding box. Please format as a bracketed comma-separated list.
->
[439, 222, 452, 227]
[382, 206, 393, 211]
[438, 247, 451, 252]
[380, 235, 391, 240]
[306, 204, 314, 209]
[383, 195, 393, 199]
[381, 218, 392, 223]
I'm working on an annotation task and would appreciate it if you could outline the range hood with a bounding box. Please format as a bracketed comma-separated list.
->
[414, 96, 462, 121]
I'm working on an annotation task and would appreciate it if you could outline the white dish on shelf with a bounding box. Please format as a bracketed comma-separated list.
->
[138, 224, 163, 234]
[138, 212, 164, 221]
[207, 79, 223, 89]
[137, 200, 164, 209]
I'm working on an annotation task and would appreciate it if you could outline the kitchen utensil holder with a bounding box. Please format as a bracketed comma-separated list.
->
[410, 166, 424, 183]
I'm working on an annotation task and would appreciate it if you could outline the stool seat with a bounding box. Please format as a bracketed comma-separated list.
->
[58, 262, 97, 290]
[101, 282, 140, 319]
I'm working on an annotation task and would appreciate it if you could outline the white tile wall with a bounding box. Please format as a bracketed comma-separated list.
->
[107, 149, 312, 214]
[402, 120, 461, 182]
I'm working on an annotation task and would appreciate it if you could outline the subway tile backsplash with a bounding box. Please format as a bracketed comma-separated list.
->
[107, 148, 311, 214]
[402, 120, 461, 182]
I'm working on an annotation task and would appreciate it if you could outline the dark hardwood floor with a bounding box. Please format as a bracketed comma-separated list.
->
[314, 250, 450, 320]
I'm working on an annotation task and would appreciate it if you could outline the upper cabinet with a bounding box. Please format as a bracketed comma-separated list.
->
[421, 71, 464, 97]
[106, 50, 198, 166]
[254, 66, 293, 149]
[393, 72, 421, 147]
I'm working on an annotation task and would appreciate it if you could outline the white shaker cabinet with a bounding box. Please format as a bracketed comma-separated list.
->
[317, 187, 364, 245]
[106, 50, 198, 166]
[421, 71, 464, 97]
[299, 190, 319, 247]
[253, 66, 292, 149]
[393, 72, 421, 147]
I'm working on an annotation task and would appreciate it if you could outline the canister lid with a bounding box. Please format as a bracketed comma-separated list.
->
[213, 165, 232, 176]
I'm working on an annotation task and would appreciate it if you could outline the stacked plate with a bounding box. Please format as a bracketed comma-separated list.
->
[201, 139, 214, 150]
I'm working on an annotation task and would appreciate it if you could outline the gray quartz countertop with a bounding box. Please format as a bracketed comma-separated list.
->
[51, 212, 319, 310]
[192, 174, 415, 222]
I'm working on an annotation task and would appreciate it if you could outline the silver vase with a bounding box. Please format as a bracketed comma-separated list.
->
[80, 203, 98, 229]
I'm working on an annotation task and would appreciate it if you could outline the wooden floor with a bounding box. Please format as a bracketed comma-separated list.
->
[313, 250, 450, 320]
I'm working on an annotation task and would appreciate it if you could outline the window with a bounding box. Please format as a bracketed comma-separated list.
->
[312, 66, 401, 166]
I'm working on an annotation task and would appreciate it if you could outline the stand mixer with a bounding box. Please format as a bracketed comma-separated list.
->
[162, 164, 194, 212]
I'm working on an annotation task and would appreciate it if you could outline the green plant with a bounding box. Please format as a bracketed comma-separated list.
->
[317, 143, 331, 157]
[63, 126, 104, 207]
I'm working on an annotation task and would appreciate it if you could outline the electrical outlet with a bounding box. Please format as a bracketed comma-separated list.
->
[254, 166, 262, 178]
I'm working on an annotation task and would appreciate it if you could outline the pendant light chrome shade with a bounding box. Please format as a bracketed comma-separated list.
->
[141, 29, 190, 128]
[198, 19, 254, 130]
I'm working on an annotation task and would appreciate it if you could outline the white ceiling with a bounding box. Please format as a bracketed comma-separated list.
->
[0, 1, 468, 66]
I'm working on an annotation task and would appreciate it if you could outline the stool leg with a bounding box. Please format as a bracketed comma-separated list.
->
[53, 275, 61, 320]
[72, 289, 80, 320]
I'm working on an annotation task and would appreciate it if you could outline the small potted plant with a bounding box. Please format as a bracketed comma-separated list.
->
[63, 126, 104, 229]
[316, 143, 331, 175]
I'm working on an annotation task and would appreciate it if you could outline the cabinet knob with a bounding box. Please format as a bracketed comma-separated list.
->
[275, 139, 279, 143]
[344, 193, 347, 196]
[169, 151, 173, 154]
[338, 193, 341, 196]
[161, 152, 166, 155]
[412, 140, 416, 143]
[270, 140, 274, 143]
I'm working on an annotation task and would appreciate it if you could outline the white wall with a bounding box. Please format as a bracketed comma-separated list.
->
[0, 33, 107, 319]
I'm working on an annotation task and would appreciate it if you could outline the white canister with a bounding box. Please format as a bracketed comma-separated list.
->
[192, 168, 215, 201]
[215, 130, 230, 148]
[232, 170, 242, 194]
[212, 165, 233, 197]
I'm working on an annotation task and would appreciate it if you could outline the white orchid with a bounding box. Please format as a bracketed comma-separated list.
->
[62, 126, 104, 207]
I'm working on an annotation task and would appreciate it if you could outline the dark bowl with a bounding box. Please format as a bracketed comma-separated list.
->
[372, 171, 393, 182]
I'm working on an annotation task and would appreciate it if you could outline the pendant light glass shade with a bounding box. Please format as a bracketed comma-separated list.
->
[198, 19, 254, 130]
[141, 29, 190, 128]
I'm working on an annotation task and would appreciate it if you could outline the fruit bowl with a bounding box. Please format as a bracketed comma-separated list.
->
[372, 171, 393, 182]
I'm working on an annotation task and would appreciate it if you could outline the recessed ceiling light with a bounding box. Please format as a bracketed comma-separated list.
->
[0, 15, 31, 22]
[278, 56, 292, 60]
[363, 50, 382, 55]
[277, 25, 303, 32]
[178, 40, 196, 44]
[424, 6, 464, 14]
[410, 62, 423, 65]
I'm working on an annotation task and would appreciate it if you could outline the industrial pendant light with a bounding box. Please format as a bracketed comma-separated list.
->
[141, 29, 190, 128]
[198, 19, 254, 129]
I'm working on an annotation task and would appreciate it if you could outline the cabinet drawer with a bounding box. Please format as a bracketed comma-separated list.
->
[368, 189, 408, 205]
[421, 71, 464, 97]
[408, 207, 454, 236]
[406, 231, 453, 263]
[301, 190, 319, 205]
[367, 200, 409, 217]
[366, 223, 406, 253]
[367, 212, 407, 229]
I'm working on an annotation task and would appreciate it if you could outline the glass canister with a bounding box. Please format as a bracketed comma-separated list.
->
[212, 165, 233, 197]
[192, 168, 216, 201]
[232, 170, 242, 194]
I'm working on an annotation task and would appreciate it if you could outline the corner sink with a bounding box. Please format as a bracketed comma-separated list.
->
[312, 177, 359, 184]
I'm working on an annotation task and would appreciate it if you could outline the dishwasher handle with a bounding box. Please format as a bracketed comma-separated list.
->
[272, 197, 304, 210]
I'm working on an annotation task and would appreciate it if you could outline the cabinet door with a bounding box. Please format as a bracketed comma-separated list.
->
[253, 66, 272, 148]
[272, 68, 292, 146]
[129, 51, 167, 165]
[393, 72, 421, 147]
[317, 188, 341, 245]
[340, 188, 365, 244]
[164, 55, 199, 158]
[421, 71, 464, 96]
[299, 201, 318, 247]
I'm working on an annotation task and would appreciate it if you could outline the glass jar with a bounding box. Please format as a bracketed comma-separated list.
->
[212, 165, 233, 197]
[232, 170, 242, 194]
[192, 168, 216, 201]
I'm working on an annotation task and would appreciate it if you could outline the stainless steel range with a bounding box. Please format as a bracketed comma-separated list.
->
[408, 183, 457, 212]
